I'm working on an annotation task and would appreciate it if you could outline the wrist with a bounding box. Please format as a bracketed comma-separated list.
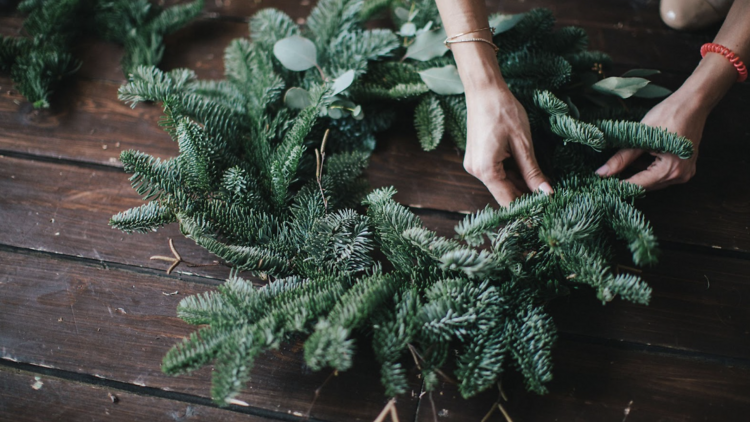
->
[450, 41, 506, 93]
[677, 53, 737, 112]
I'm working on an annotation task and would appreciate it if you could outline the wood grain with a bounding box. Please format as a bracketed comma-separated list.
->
[0, 154, 231, 279]
[0, 366, 275, 422]
[0, 249, 421, 422]
[415, 338, 750, 422]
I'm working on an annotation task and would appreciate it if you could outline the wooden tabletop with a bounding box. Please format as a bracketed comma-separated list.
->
[1, 1, 749, 421]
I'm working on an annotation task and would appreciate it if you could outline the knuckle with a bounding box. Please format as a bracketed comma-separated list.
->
[524, 166, 543, 182]
[671, 168, 694, 184]
[612, 153, 627, 169]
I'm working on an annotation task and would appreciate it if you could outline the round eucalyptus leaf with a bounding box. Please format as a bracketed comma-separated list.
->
[591, 77, 650, 99]
[489, 13, 526, 34]
[418, 65, 465, 95]
[330, 70, 356, 96]
[405, 27, 448, 61]
[394, 7, 410, 21]
[328, 107, 344, 119]
[633, 84, 672, 98]
[400, 22, 417, 37]
[352, 105, 363, 119]
[283, 87, 312, 109]
[273, 36, 318, 72]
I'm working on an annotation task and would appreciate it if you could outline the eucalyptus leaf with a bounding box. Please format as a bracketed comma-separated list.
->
[404, 27, 448, 61]
[408, 8, 420, 21]
[489, 13, 526, 34]
[394, 7, 409, 21]
[633, 83, 672, 98]
[283, 87, 312, 109]
[400, 22, 417, 37]
[330, 70, 356, 96]
[418, 65, 465, 95]
[273, 36, 318, 72]
[592, 77, 650, 99]
[418, 21, 434, 34]
[621, 69, 661, 78]
[328, 107, 344, 119]
[352, 105, 364, 120]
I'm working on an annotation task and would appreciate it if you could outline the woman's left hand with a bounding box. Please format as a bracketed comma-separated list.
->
[594, 88, 707, 190]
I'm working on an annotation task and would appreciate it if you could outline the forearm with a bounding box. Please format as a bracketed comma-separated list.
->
[434, 0, 506, 93]
[680, 0, 750, 113]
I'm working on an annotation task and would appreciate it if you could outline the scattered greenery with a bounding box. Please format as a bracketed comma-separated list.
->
[0, 0, 203, 108]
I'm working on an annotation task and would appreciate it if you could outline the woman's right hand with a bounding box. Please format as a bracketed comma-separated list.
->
[463, 84, 553, 206]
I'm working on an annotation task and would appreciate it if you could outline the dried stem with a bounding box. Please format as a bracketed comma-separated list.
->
[480, 402, 498, 422]
[305, 370, 338, 420]
[428, 392, 438, 422]
[316, 129, 330, 210]
[149, 238, 183, 274]
[150, 238, 225, 274]
[407, 344, 457, 385]
[373, 398, 397, 422]
[496, 403, 514, 422]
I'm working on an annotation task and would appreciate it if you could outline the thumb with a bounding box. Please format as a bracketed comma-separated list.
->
[596, 148, 644, 177]
[510, 138, 553, 195]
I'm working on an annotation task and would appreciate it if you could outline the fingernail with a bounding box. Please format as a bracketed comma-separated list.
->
[595, 164, 609, 177]
[538, 182, 554, 195]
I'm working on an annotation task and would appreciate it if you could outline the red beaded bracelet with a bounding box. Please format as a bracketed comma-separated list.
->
[700, 43, 748, 83]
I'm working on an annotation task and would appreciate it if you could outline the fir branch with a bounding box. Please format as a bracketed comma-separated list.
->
[109, 201, 175, 233]
[595, 119, 694, 158]
[549, 114, 606, 151]
[414, 95, 445, 151]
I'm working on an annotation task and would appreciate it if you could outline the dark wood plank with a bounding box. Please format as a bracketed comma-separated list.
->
[0, 366, 272, 422]
[0, 76, 175, 166]
[552, 249, 750, 360]
[0, 249, 421, 422]
[415, 338, 750, 422]
[0, 155, 231, 279]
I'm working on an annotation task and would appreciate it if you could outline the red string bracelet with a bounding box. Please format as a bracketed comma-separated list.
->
[700, 42, 748, 83]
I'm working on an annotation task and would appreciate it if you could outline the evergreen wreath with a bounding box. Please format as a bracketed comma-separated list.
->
[103, 0, 691, 410]
[0, 0, 204, 108]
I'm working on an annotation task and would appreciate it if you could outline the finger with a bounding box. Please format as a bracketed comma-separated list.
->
[483, 168, 523, 207]
[509, 135, 553, 195]
[624, 163, 669, 191]
[596, 149, 644, 177]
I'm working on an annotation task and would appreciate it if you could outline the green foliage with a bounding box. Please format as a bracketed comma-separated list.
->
[1, 0, 202, 108]
[595, 119, 694, 158]
[414, 95, 444, 150]
[94, 0, 204, 75]
[107, 1, 694, 408]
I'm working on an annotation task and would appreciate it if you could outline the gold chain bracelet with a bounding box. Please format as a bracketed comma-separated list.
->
[444, 26, 499, 53]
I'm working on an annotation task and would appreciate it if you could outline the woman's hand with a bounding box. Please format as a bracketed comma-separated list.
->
[594, 50, 742, 189]
[595, 89, 705, 190]
[464, 85, 552, 206]
[433, 0, 552, 207]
